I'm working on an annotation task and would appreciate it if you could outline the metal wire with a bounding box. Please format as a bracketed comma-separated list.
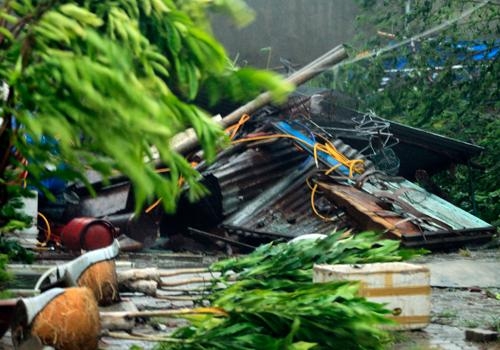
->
[351, 110, 399, 156]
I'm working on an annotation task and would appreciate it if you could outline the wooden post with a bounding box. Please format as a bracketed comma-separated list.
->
[171, 45, 348, 155]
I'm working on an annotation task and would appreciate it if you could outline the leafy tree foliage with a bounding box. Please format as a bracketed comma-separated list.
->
[332, 0, 499, 226]
[0, 0, 293, 233]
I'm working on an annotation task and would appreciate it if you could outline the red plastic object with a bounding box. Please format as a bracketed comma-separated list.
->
[61, 217, 115, 251]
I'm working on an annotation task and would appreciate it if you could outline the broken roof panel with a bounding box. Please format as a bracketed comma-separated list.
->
[222, 159, 352, 239]
[203, 139, 310, 217]
[303, 91, 484, 178]
[162, 98, 495, 250]
[265, 111, 494, 248]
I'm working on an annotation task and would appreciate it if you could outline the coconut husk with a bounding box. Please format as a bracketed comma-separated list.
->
[12, 287, 100, 350]
[77, 260, 120, 306]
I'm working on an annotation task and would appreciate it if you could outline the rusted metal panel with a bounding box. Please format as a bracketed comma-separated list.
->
[223, 160, 350, 239]
[315, 179, 494, 248]
[269, 116, 494, 248]
[204, 140, 309, 217]
[361, 179, 493, 231]
[317, 182, 421, 239]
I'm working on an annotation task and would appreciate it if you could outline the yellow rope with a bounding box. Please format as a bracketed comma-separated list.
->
[233, 133, 364, 176]
[234, 132, 365, 222]
[310, 164, 343, 221]
[37, 212, 51, 245]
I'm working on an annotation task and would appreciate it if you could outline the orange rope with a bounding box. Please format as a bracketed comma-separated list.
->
[145, 198, 162, 213]
[225, 114, 251, 140]
[155, 168, 170, 174]
[145, 163, 198, 214]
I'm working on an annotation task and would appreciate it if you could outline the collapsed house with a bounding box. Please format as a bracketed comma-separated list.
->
[35, 88, 493, 255]
[23, 46, 493, 256]
[161, 92, 494, 251]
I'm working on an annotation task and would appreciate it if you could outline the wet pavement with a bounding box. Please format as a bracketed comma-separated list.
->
[1, 246, 499, 349]
[393, 323, 499, 350]
[393, 246, 500, 350]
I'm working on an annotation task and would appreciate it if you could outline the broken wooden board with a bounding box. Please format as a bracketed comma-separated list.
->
[270, 118, 494, 247]
[361, 179, 495, 248]
[317, 181, 421, 239]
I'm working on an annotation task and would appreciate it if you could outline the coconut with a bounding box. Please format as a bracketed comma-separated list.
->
[12, 287, 100, 350]
[78, 259, 120, 306]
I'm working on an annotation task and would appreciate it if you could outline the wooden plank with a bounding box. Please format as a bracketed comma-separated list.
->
[317, 182, 421, 238]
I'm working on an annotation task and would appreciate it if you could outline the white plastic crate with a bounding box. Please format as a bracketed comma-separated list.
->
[313, 262, 431, 330]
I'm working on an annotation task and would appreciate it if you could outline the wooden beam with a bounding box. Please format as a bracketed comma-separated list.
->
[317, 182, 420, 238]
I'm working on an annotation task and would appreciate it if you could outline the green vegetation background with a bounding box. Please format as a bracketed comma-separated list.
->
[330, 0, 499, 227]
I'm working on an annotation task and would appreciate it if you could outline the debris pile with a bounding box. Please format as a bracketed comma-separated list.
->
[8, 44, 491, 259]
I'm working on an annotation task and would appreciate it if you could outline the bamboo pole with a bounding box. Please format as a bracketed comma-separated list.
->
[119, 280, 158, 296]
[158, 273, 235, 288]
[117, 267, 211, 284]
[160, 277, 209, 287]
[155, 294, 199, 301]
[159, 267, 209, 277]
[104, 331, 187, 343]
[117, 268, 161, 283]
[158, 287, 213, 293]
[171, 45, 348, 155]
[100, 307, 227, 322]
[100, 307, 226, 330]
[222, 45, 347, 128]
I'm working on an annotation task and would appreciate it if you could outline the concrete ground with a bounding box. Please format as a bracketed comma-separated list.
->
[392, 247, 500, 350]
[1, 245, 499, 349]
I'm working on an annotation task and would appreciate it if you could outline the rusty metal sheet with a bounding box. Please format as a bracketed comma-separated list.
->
[317, 181, 421, 239]
[361, 179, 494, 231]
[315, 180, 494, 248]
[223, 160, 352, 239]
[205, 140, 310, 217]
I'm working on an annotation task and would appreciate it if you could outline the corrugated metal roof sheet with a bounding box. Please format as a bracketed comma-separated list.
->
[204, 140, 310, 217]
[222, 160, 352, 238]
